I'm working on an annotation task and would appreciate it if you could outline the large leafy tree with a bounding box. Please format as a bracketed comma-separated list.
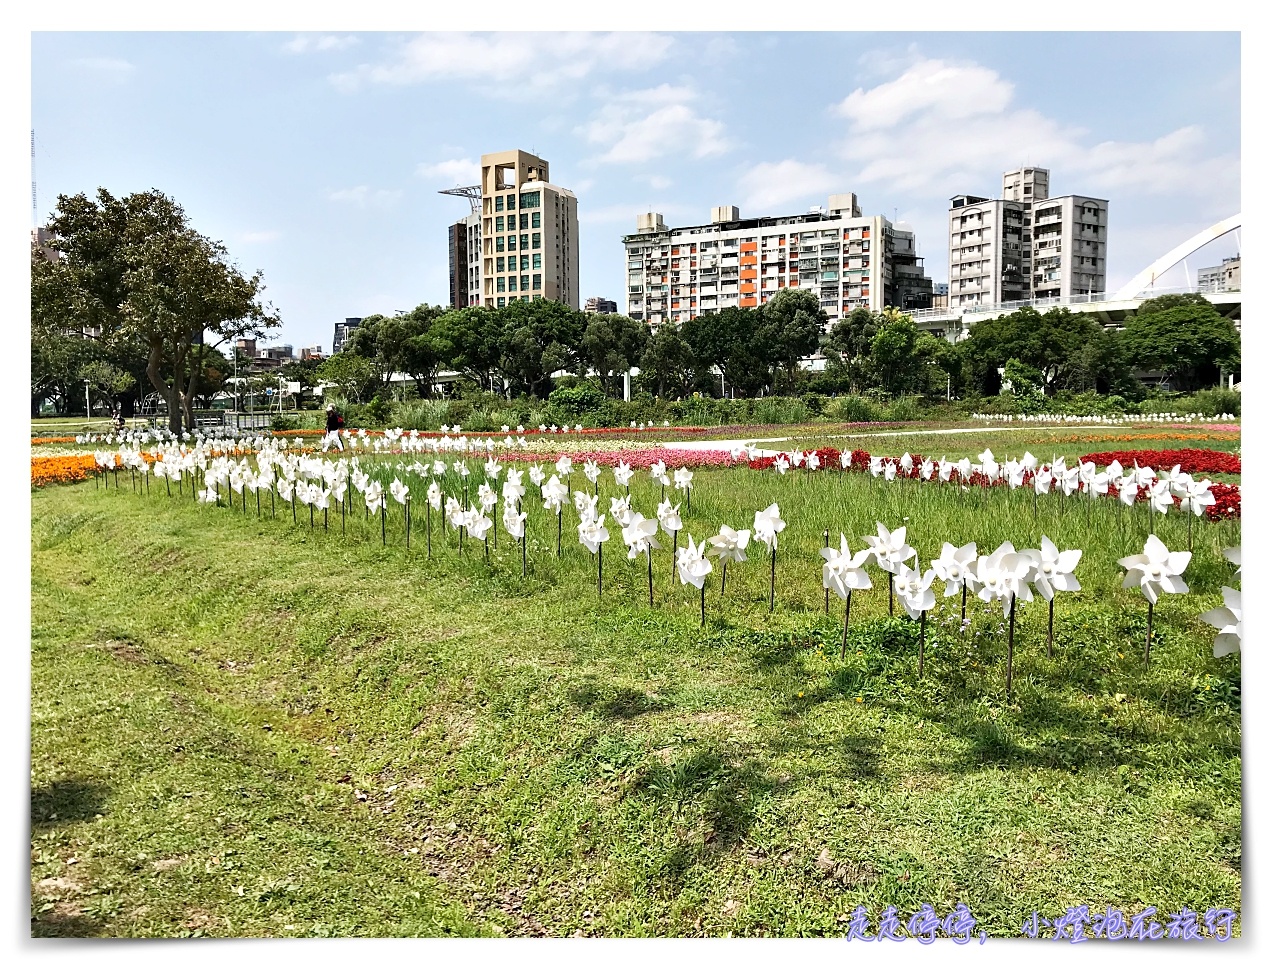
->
[316, 351, 378, 403]
[496, 299, 587, 398]
[430, 306, 503, 393]
[33, 188, 279, 432]
[1119, 293, 1240, 391]
[755, 288, 825, 385]
[581, 313, 651, 396]
[959, 306, 1100, 396]
[870, 312, 926, 395]
[638, 325, 696, 399]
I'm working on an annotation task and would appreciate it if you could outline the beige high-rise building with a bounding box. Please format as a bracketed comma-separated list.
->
[948, 166, 1107, 307]
[480, 150, 579, 309]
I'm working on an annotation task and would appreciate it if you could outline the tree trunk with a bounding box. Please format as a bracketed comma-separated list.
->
[145, 338, 183, 434]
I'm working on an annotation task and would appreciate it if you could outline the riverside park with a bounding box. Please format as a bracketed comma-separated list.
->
[29, 414, 1241, 938]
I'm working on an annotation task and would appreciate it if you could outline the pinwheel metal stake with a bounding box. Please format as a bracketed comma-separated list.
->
[556, 510, 563, 557]
[840, 589, 853, 660]
[823, 530, 830, 614]
[425, 502, 431, 557]
[646, 546, 654, 607]
[291, 491, 296, 524]
[769, 543, 776, 613]
[521, 529, 527, 578]
[380, 504, 387, 546]
[1145, 602, 1154, 666]
[918, 609, 928, 679]
[1006, 593, 1017, 699]
[597, 541, 603, 598]
[406, 501, 411, 551]
[700, 581, 706, 627]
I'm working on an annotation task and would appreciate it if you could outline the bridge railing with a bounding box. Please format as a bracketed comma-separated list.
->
[912, 285, 1239, 322]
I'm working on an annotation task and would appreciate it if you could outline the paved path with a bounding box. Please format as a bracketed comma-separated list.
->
[662, 425, 1116, 457]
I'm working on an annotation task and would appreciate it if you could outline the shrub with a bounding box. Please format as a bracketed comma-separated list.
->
[1182, 387, 1241, 417]
[831, 395, 882, 423]
[885, 396, 923, 422]
[547, 382, 606, 420]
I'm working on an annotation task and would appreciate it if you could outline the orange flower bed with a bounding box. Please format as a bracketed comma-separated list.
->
[30, 436, 78, 445]
[32, 452, 161, 488]
[31, 454, 96, 487]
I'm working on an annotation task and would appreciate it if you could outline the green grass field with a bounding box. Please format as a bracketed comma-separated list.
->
[31, 438, 1242, 938]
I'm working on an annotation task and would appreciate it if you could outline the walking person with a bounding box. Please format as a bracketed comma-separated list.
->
[324, 404, 345, 452]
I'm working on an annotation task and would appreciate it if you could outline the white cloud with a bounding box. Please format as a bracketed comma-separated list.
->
[71, 57, 134, 77]
[579, 85, 730, 165]
[330, 32, 673, 96]
[416, 158, 479, 184]
[579, 203, 692, 225]
[832, 56, 1237, 202]
[327, 186, 402, 208]
[284, 35, 359, 54]
[737, 160, 839, 214]
[638, 174, 673, 190]
[240, 230, 282, 244]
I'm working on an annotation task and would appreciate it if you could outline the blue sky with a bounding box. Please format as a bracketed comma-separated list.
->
[31, 31, 1241, 353]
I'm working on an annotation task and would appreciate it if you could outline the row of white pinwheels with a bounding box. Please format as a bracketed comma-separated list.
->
[95, 444, 1240, 687]
[745, 446, 1224, 546]
[972, 412, 1236, 424]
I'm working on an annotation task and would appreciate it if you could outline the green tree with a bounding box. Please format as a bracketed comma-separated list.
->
[580, 313, 651, 396]
[33, 188, 279, 432]
[430, 306, 503, 393]
[1002, 357, 1044, 397]
[638, 325, 696, 398]
[1119, 293, 1240, 391]
[870, 312, 926, 395]
[495, 300, 587, 398]
[756, 289, 825, 385]
[317, 352, 378, 403]
[959, 306, 1100, 396]
[78, 358, 135, 414]
[280, 358, 322, 410]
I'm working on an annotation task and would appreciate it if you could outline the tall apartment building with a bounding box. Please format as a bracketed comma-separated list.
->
[622, 194, 931, 327]
[480, 150, 579, 309]
[446, 212, 483, 308]
[948, 167, 1107, 307]
[1197, 256, 1241, 292]
[332, 317, 362, 355]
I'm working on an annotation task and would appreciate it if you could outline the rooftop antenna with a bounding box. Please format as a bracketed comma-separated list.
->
[438, 185, 482, 214]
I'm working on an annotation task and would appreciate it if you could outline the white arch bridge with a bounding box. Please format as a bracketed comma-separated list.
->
[915, 214, 1241, 333]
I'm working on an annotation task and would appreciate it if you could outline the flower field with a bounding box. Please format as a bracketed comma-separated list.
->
[30, 422, 1241, 938]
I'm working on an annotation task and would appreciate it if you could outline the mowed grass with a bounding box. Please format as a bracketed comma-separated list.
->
[31, 456, 1242, 938]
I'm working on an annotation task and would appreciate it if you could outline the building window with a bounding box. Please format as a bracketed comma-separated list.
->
[494, 196, 504, 212]
[531, 232, 541, 249]
[495, 216, 504, 232]
[496, 277, 506, 292]
[508, 235, 517, 250]
[520, 255, 529, 271]
[521, 275, 530, 291]
[519, 234, 529, 250]
[531, 211, 541, 229]
[496, 257, 505, 272]
[497, 297, 506, 308]
[532, 253, 541, 270]
[508, 276, 517, 292]
[532, 274, 541, 290]
[496, 237, 505, 253]
[521, 295, 530, 303]
[519, 191, 540, 209]
[506, 194, 516, 211]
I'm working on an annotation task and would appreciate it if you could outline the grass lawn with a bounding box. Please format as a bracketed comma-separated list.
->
[30, 442, 1242, 938]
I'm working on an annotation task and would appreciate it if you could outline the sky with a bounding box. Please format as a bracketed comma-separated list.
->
[30, 31, 1241, 354]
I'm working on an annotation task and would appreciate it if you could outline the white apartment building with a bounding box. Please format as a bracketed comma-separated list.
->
[948, 167, 1107, 307]
[1196, 256, 1241, 293]
[622, 194, 931, 327]
[480, 150, 579, 309]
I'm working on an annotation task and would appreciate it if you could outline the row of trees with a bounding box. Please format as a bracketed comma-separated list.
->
[31, 188, 278, 431]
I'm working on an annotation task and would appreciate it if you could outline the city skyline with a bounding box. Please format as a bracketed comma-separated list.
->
[31, 31, 1240, 352]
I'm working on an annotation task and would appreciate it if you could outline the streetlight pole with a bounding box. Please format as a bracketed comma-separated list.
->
[85, 379, 91, 419]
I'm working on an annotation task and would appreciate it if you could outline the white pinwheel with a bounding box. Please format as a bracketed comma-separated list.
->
[477, 482, 498, 511]
[445, 495, 466, 529]
[542, 475, 568, 513]
[863, 522, 915, 594]
[622, 512, 661, 558]
[609, 495, 633, 528]
[806, 451, 822, 472]
[464, 508, 493, 544]
[650, 459, 670, 488]
[555, 455, 573, 478]
[426, 481, 442, 510]
[365, 480, 385, 514]
[774, 455, 790, 475]
[1181, 478, 1216, 516]
[502, 504, 527, 539]
[674, 467, 693, 491]
[677, 535, 714, 624]
[528, 464, 546, 487]
[582, 459, 601, 486]
[883, 461, 897, 482]
[975, 542, 1035, 617]
[869, 455, 883, 478]
[840, 450, 854, 471]
[614, 461, 634, 490]
[1120, 533, 1191, 665]
[894, 565, 937, 620]
[1120, 534, 1190, 607]
[657, 499, 682, 537]
[708, 524, 750, 594]
[484, 458, 502, 480]
[390, 478, 410, 506]
[753, 503, 786, 551]
[821, 535, 874, 654]
[1022, 535, 1082, 657]
[931, 541, 980, 621]
[1201, 587, 1242, 658]
[573, 490, 599, 522]
[978, 448, 999, 481]
[502, 468, 526, 504]
[577, 513, 609, 554]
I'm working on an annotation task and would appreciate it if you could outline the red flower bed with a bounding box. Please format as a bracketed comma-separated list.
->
[1078, 448, 1241, 476]
[1206, 482, 1241, 520]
